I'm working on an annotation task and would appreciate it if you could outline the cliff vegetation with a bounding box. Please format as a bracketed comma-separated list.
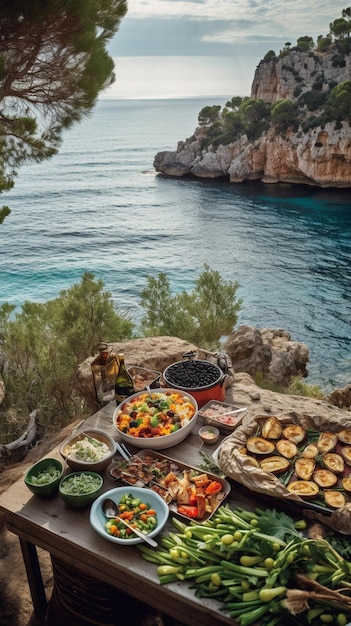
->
[154, 8, 351, 188]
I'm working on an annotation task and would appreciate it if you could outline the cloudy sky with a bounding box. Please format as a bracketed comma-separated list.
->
[105, 0, 348, 99]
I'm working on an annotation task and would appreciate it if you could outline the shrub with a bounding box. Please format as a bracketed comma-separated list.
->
[139, 264, 242, 350]
[0, 272, 133, 430]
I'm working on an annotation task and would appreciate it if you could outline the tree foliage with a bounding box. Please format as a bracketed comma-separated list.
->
[198, 105, 221, 126]
[328, 80, 351, 120]
[0, 0, 127, 196]
[139, 264, 242, 349]
[270, 99, 298, 129]
[0, 272, 133, 426]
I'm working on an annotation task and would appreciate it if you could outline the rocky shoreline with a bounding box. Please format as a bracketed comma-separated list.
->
[154, 47, 351, 188]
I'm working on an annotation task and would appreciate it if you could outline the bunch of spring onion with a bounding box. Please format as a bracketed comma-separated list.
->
[138, 504, 351, 626]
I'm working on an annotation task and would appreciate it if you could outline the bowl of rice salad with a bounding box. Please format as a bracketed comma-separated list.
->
[113, 388, 198, 449]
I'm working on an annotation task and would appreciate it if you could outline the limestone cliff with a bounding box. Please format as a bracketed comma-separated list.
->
[154, 47, 351, 188]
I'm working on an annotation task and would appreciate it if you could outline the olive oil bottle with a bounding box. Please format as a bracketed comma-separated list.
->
[114, 353, 134, 404]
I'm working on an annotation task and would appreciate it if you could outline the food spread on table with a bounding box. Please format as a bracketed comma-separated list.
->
[238, 416, 351, 509]
[110, 451, 229, 520]
[115, 391, 196, 439]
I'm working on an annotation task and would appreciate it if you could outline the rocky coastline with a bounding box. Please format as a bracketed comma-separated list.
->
[154, 47, 351, 188]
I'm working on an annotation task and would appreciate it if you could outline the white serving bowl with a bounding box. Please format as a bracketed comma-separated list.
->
[59, 429, 116, 473]
[112, 388, 198, 450]
[90, 485, 169, 545]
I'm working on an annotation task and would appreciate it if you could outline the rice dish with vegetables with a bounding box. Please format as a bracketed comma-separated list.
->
[116, 391, 196, 439]
[65, 434, 111, 462]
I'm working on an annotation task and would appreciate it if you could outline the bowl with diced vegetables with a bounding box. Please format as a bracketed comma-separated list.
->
[59, 471, 103, 509]
[90, 486, 169, 545]
[113, 388, 198, 450]
[59, 429, 116, 473]
[24, 457, 64, 498]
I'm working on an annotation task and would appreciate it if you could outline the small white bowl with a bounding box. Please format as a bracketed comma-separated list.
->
[90, 486, 169, 545]
[199, 426, 220, 445]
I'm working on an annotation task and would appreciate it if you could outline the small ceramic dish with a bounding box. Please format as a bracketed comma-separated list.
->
[24, 458, 63, 499]
[199, 426, 220, 445]
[59, 471, 103, 509]
[199, 401, 247, 434]
[59, 429, 116, 473]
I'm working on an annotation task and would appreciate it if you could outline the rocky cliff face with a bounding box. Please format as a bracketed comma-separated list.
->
[154, 48, 351, 188]
[250, 49, 351, 103]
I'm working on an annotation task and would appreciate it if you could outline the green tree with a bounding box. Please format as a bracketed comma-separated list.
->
[0, 0, 127, 203]
[328, 80, 351, 120]
[225, 97, 244, 111]
[1, 272, 133, 425]
[296, 36, 314, 51]
[139, 265, 242, 349]
[330, 17, 351, 39]
[271, 99, 298, 129]
[198, 105, 222, 126]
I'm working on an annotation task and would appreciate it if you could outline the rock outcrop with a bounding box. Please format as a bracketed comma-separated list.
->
[154, 47, 351, 188]
[76, 329, 310, 411]
[224, 325, 309, 386]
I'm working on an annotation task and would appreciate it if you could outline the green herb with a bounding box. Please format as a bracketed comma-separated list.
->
[198, 451, 224, 477]
[254, 508, 303, 541]
[27, 465, 61, 485]
[60, 473, 101, 495]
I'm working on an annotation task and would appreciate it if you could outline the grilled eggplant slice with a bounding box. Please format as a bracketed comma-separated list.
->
[287, 480, 319, 498]
[340, 446, 351, 466]
[313, 468, 338, 488]
[282, 424, 305, 444]
[317, 432, 338, 454]
[324, 490, 346, 509]
[341, 477, 351, 493]
[261, 417, 282, 440]
[260, 456, 290, 474]
[275, 439, 298, 459]
[338, 430, 351, 445]
[246, 437, 275, 455]
[301, 443, 319, 459]
[323, 453, 344, 475]
[295, 457, 316, 481]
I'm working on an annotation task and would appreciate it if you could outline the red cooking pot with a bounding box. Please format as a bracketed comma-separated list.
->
[162, 353, 227, 408]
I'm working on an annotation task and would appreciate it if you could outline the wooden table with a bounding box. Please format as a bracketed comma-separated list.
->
[0, 401, 265, 626]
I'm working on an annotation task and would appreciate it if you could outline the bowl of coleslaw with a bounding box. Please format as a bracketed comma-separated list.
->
[113, 388, 198, 450]
[59, 429, 116, 473]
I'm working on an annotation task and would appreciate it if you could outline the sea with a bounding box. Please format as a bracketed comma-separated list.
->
[1, 97, 351, 394]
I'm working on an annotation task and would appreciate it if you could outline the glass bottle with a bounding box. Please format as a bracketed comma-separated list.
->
[91, 343, 118, 404]
[115, 352, 134, 405]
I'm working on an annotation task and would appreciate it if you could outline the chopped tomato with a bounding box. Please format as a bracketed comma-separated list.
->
[205, 481, 222, 496]
[177, 505, 198, 519]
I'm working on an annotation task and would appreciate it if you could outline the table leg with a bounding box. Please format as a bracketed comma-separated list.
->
[19, 537, 48, 620]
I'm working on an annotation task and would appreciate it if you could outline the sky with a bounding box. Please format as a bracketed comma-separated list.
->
[103, 0, 348, 99]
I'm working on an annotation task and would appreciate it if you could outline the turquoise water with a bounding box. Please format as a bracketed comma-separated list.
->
[1, 98, 351, 392]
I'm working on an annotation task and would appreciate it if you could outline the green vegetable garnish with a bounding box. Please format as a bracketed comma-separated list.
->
[27, 465, 61, 485]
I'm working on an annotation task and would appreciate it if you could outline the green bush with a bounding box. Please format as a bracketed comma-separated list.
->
[0, 272, 133, 430]
[254, 372, 324, 399]
[139, 264, 242, 350]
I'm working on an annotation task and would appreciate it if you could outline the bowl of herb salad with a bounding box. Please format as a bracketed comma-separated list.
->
[59, 471, 103, 509]
[24, 458, 63, 498]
